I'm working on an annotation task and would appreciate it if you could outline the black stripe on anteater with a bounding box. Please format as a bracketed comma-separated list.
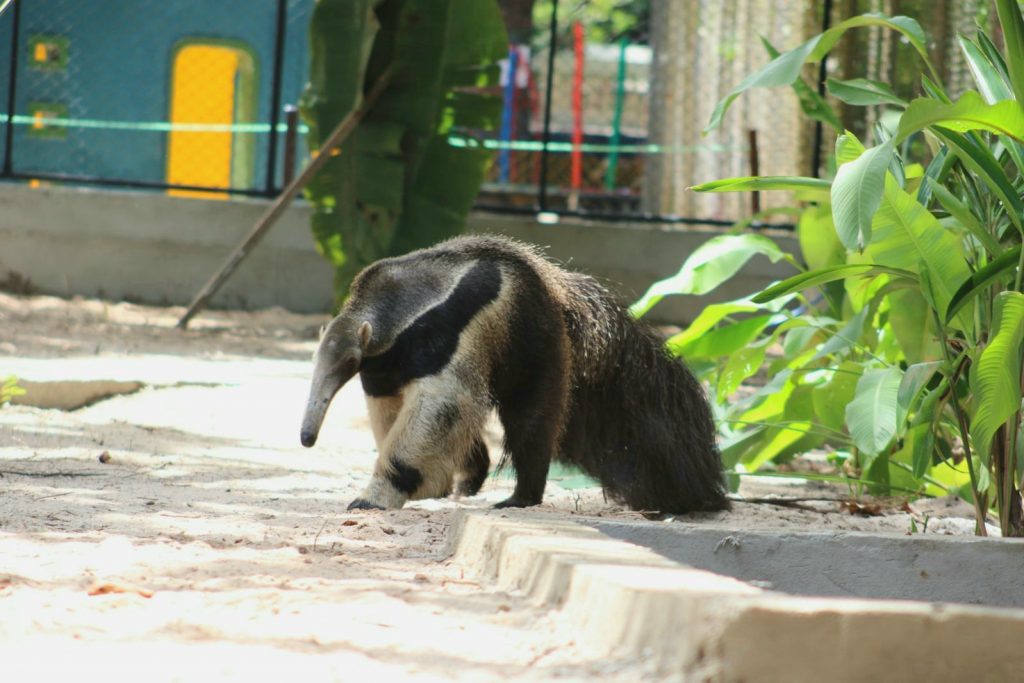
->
[360, 260, 502, 397]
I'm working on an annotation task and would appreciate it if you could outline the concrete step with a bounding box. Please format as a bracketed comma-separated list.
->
[448, 510, 1024, 682]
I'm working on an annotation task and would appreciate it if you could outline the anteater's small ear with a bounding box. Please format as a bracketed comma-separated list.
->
[358, 321, 373, 349]
[318, 324, 327, 340]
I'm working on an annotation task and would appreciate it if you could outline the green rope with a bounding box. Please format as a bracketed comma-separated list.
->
[5, 114, 306, 133]
[1, 114, 746, 155]
[447, 136, 745, 155]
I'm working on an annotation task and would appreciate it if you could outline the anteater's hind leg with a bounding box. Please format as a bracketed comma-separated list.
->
[455, 438, 490, 497]
[349, 376, 489, 510]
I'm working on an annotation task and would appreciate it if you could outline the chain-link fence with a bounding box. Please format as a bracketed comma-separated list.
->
[0, 0, 993, 223]
[474, 0, 817, 224]
[0, 0, 311, 196]
[476, 0, 992, 225]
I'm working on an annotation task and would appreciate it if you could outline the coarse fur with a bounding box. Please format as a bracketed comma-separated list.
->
[300, 235, 730, 514]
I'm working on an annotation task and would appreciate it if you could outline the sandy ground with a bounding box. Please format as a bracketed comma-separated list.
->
[0, 292, 986, 680]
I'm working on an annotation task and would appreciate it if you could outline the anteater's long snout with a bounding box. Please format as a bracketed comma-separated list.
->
[299, 361, 356, 448]
[300, 391, 329, 448]
[300, 424, 319, 448]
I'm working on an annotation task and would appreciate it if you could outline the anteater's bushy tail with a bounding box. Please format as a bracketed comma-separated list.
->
[557, 273, 730, 514]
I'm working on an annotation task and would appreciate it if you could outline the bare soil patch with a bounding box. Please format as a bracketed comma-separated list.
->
[0, 292, 983, 679]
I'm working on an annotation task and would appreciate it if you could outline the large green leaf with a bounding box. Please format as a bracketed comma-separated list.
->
[895, 92, 1024, 144]
[690, 176, 830, 193]
[719, 426, 769, 470]
[302, 0, 381, 278]
[762, 37, 842, 131]
[846, 366, 903, 457]
[959, 36, 1014, 104]
[631, 233, 793, 317]
[995, 0, 1024, 104]
[970, 291, 1024, 464]
[742, 421, 814, 471]
[888, 289, 939, 363]
[911, 423, 936, 479]
[927, 179, 1001, 256]
[826, 77, 906, 107]
[931, 127, 1024, 235]
[666, 292, 794, 361]
[835, 130, 867, 165]
[831, 137, 895, 250]
[301, 0, 507, 298]
[797, 203, 844, 271]
[813, 306, 869, 361]
[946, 246, 1021, 323]
[705, 13, 930, 133]
[865, 176, 973, 330]
[670, 315, 775, 362]
[812, 362, 862, 431]
[717, 345, 769, 405]
[666, 297, 772, 348]
[897, 360, 942, 428]
[752, 262, 915, 304]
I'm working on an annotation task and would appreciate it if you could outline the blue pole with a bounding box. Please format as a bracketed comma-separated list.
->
[498, 46, 518, 184]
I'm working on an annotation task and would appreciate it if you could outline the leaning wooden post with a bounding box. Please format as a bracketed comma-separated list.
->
[176, 68, 394, 329]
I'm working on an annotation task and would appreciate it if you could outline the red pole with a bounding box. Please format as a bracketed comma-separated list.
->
[570, 21, 584, 208]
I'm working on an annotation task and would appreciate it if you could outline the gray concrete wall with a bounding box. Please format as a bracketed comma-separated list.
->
[0, 183, 800, 323]
[0, 183, 335, 313]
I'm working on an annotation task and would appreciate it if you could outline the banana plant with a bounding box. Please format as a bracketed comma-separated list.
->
[644, 2, 1024, 536]
[300, 0, 507, 299]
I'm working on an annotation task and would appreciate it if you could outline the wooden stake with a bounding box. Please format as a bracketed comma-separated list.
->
[748, 128, 761, 216]
[176, 68, 393, 329]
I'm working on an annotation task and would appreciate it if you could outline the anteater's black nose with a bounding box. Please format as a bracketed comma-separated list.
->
[300, 430, 317, 448]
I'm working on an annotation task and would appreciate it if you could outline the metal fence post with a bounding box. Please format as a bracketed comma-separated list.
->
[265, 0, 288, 195]
[811, 0, 833, 179]
[3, 0, 21, 177]
[537, 0, 559, 212]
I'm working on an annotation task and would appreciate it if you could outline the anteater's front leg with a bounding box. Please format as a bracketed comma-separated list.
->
[349, 377, 489, 510]
[493, 345, 571, 509]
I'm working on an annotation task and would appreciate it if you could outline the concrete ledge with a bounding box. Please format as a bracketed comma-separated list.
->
[448, 510, 1024, 682]
[587, 519, 1024, 608]
[0, 183, 799, 323]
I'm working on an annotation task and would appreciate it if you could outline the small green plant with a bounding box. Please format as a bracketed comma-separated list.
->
[1, 375, 25, 406]
[637, 2, 1024, 536]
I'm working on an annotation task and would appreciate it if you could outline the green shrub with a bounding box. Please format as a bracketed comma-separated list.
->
[638, 1, 1024, 536]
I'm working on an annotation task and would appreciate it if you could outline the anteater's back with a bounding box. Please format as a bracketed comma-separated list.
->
[440, 235, 729, 513]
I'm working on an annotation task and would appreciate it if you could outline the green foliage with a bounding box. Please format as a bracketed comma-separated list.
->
[532, 0, 649, 45]
[1, 376, 24, 406]
[830, 137, 893, 249]
[300, 0, 507, 300]
[704, 12, 933, 134]
[629, 233, 798, 317]
[652, 5, 1024, 536]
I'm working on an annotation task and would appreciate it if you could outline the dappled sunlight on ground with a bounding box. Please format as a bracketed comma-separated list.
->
[0, 291, 988, 679]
